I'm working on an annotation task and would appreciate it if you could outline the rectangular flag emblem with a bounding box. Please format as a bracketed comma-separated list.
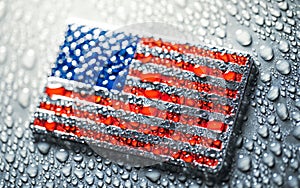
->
[31, 22, 253, 174]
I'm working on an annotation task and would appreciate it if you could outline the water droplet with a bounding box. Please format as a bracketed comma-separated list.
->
[291, 111, 300, 122]
[74, 168, 85, 179]
[276, 102, 289, 121]
[112, 177, 120, 187]
[4, 116, 13, 128]
[276, 60, 291, 75]
[27, 164, 38, 178]
[257, 125, 269, 138]
[0, 1, 6, 19]
[200, 18, 209, 28]
[295, 99, 300, 110]
[267, 86, 279, 101]
[287, 176, 299, 188]
[262, 153, 275, 167]
[5, 151, 15, 163]
[267, 115, 276, 125]
[292, 126, 300, 140]
[235, 29, 252, 46]
[277, 1, 288, 11]
[226, 4, 238, 16]
[37, 142, 51, 155]
[269, 142, 282, 156]
[259, 45, 274, 61]
[145, 169, 161, 182]
[86, 175, 95, 185]
[55, 149, 69, 163]
[215, 28, 226, 38]
[175, 0, 187, 8]
[255, 15, 264, 26]
[0, 46, 7, 64]
[237, 155, 251, 172]
[15, 127, 24, 139]
[95, 170, 104, 180]
[272, 173, 283, 186]
[22, 49, 36, 69]
[260, 72, 271, 83]
[278, 40, 289, 53]
[244, 139, 254, 151]
[0, 132, 8, 143]
[18, 88, 30, 108]
[62, 164, 72, 177]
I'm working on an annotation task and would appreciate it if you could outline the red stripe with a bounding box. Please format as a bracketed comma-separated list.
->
[33, 118, 219, 167]
[135, 53, 243, 82]
[140, 38, 248, 66]
[39, 102, 222, 149]
[129, 69, 238, 98]
[123, 85, 233, 115]
[45, 87, 228, 132]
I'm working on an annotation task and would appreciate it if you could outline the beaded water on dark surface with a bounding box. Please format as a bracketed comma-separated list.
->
[31, 23, 253, 174]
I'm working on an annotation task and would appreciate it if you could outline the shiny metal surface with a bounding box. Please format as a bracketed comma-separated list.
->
[0, 0, 299, 187]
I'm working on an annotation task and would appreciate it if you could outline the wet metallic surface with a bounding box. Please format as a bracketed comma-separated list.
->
[0, 0, 299, 187]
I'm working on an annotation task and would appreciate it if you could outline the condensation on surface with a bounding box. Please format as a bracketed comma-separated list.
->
[0, 0, 299, 187]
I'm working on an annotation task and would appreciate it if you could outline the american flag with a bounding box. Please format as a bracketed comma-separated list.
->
[31, 23, 253, 173]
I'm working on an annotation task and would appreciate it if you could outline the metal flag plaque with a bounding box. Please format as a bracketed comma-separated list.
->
[31, 21, 253, 175]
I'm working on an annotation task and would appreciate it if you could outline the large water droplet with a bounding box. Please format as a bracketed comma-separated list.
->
[55, 149, 69, 163]
[5, 151, 15, 163]
[257, 125, 269, 138]
[278, 40, 289, 53]
[291, 111, 300, 122]
[27, 164, 38, 178]
[262, 153, 275, 167]
[22, 49, 36, 69]
[287, 176, 299, 188]
[259, 45, 274, 61]
[74, 168, 85, 179]
[276, 102, 289, 121]
[272, 173, 283, 186]
[235, 29, 252, 46]
[267, 86, 280, 101]
[237, 155, 251, 172]
[292, 126, 300, 140]
[37, 142, 51, 155]
[145, 169, 161, 182]
[260, 72, 271, 83]
[276, 60, 291, 75]
[270, 142, 282, 156]
[18, 88, 30, 108]
[62, 164, 72, 177]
